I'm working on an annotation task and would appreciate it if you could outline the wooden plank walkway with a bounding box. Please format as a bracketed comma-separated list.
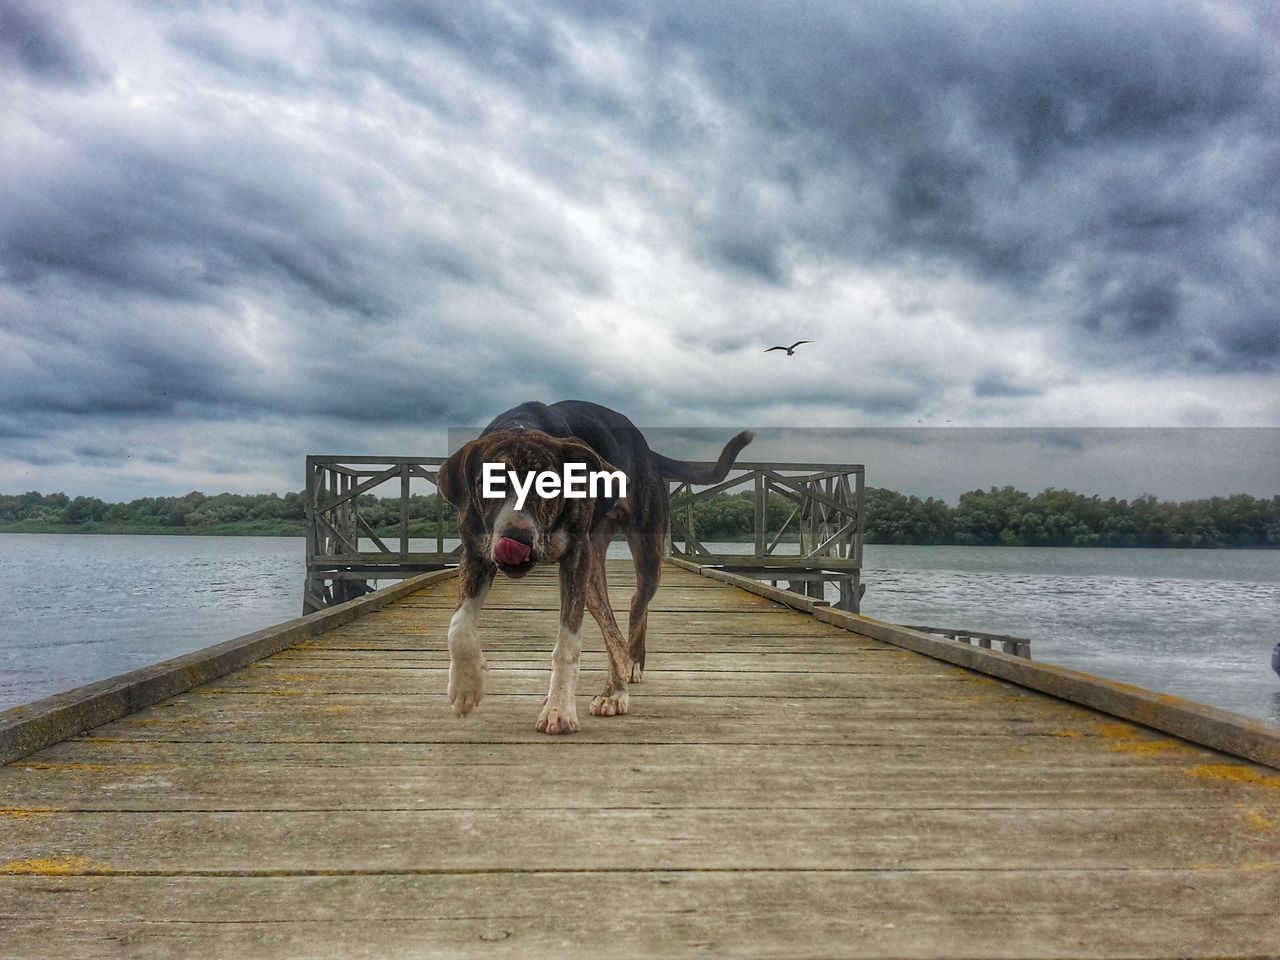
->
[2, 560, 1278, 958]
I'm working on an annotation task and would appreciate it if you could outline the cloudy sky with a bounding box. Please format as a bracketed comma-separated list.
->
[2, 0, 1277, 502]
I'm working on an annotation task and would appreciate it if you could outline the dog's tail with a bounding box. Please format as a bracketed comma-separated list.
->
[652, 430, 755, 484]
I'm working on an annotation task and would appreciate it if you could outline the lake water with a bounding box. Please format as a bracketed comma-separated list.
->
[1, 534, 1277, 725]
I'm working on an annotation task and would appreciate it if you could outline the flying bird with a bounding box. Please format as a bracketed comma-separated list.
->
[764, 340, 813, 356]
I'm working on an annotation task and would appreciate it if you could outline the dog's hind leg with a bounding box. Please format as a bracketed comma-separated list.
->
[447, 552, 495, 719]
[624, 524, 664, 682]
[585, 521, 630, 718]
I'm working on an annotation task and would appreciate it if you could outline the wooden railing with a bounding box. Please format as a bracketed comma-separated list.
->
[303, 456, 866, 613]
[668, 460, 865, 611]
[303, 456, 454, 612]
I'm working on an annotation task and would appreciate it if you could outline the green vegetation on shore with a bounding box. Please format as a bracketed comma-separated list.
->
[1, 487, 1277, 548]
[860, 487, 1279, 548]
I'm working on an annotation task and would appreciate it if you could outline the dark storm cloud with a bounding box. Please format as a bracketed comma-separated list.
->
[0, 124, 406, 317]
[595, 0, 1279, 370]
[71, 443, 130, 464]
[0, 1, 104, 86]
[710, 235, 787, 285]
[357, 0, 635, 121]
[363, 0, 563, 75]
[972, 372, 1045, 400]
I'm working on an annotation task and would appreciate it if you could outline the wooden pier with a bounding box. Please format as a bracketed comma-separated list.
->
[2, 560, 1279, 958]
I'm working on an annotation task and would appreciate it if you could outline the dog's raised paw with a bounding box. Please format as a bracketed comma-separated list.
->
[447, 659, 485, 718]
[628, 661, 643, 683]
[536, 702, 580, 735]
[589, 691, 629, 717]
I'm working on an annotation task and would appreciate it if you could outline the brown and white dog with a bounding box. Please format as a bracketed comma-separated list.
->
[436, 400, 753, 734]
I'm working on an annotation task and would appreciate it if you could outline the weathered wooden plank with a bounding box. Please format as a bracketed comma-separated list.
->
[18, 735, 1233, 769]
[316, 626, 879, 645]
[290, 626, 886, 645]
[4, 807, 1277, 873]
[263, 649, 931, 673]
[65, 706, 1210, 748]
[353, 604, 840, 627]
[68, 724, 1138, 748]
[4, 757, 1270, 812]
[1, 868, 1273, 921]
[72, 685, 1105, 722]
[396, 602, 789, 617]
[300, 639, 889, 654]
[1, 869, 1273, 960]
[207, 666, 1020, 697]
[400, 593, 782, 611]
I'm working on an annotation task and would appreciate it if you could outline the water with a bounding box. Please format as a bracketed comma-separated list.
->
[0, 536, 304, 709]
[0, 534, 1277, 725]
[856, 544, 1280, 726]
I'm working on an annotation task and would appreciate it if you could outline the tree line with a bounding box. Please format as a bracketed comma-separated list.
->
[861, 486, 1280, 548]
[1, 486, 1277, 548]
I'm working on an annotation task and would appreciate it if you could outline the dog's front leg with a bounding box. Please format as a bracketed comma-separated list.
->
[536, 548, 588, 734]
[448, 553, 495, 719]
[585, 532, 630, 718]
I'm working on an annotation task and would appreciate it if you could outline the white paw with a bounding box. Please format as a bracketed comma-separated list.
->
[589, 690, 629, 717]
[536, 701, 580, 735]
[447, 656, 486, 718]
[628, 660, 644, 683]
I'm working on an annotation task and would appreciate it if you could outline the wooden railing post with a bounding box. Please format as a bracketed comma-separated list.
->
[664, 481, 673, 557]
[302, 457, 321, 615]
[753, 470, 766, 557]
[400, 464, 410, 558]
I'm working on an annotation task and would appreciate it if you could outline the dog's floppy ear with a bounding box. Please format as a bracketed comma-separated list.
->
[555, 438, 625, 524]
[437, 438, 486, 512]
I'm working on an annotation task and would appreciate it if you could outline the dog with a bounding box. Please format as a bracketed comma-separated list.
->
[436, 400, 753, 734]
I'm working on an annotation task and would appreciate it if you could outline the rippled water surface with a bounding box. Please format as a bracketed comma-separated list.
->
[0, 536, 304, 710]
[1, 535, 1277, 724]
[855, 544, 1280, 725]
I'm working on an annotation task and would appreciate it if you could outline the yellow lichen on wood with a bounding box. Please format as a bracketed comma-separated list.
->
[1092, 721, 1183, 756]
[1108, 739, 1181, 757]
[1095, 722, 1136, 740]
[1246, 809, 1276, 832]
[1, 857, 95, 876]
[0, 808, 59, 820]
[1185, 764, 1280, 790]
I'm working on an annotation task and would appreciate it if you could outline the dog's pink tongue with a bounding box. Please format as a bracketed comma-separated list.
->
[494, 537, 531, 566]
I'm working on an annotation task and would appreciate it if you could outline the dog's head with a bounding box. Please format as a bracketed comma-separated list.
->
[437, 429, 623, 578]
